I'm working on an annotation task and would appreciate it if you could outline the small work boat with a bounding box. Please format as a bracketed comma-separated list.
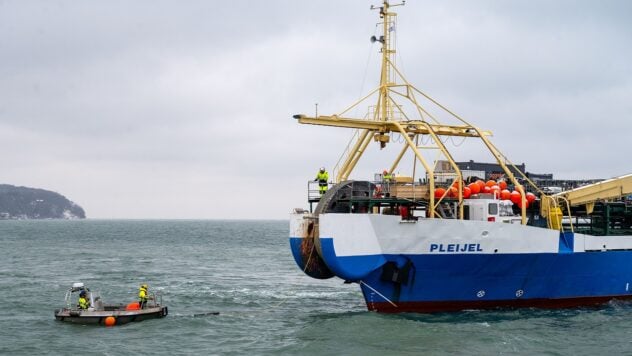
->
[54, 283, 168, 326]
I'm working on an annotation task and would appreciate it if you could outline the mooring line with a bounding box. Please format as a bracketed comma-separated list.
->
[360, 280, 398, 308]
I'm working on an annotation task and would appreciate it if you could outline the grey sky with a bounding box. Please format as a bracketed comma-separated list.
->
[0, 1, 630, 219]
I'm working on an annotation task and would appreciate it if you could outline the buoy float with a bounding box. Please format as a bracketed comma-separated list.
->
[468, 182, 480, 194]
[516, 199, 530, 209]
[526, 192, 536, 203]
[463, 186, 472, 199]
[500, 189, 511, 200]
[489, 185, 500, 198]
[485, 180, 496, 187]
[434, 187, 446, 199]
[509, 191, 521, 204]
[126, 302, 140, 311]
[448, 186, 458, 198]
[498, 180, 508, 190]
[476, 180, 485, 190]
[104, 316, 116, 327]
[482, 186, 491, 194]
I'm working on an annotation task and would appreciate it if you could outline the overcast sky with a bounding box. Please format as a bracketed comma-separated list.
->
[1, 0, 630, 219]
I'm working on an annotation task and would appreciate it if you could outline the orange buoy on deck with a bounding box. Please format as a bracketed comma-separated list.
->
[526, 192, 536, 203]
[468, 182, 480, 194]
[463, 186, 472, 199]
[516, 199, 530, 209]
[476, 180, 485, 190]
[126, 302, 141, 311]
[510, 191, 521, 204]
[485, 180, 496, 187]
[498, 180, 508, 190]
[500, 189, 511, 200]
[104, 316, 116, 327]
[434, 187, 446, 199]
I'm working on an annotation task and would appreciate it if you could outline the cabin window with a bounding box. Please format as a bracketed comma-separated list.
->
[488, 203, 498, 215]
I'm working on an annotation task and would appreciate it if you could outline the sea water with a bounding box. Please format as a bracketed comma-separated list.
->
[1, 220, 632, 355]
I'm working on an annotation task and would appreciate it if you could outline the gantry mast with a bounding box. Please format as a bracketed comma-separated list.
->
[293, 1, 530, 223]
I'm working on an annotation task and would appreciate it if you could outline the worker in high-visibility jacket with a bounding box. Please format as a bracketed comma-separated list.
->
[139, 284, 149, 309]
[77, 290, 89, 310]
[383, 170, 393, 196]
[315, 167, 329, 196]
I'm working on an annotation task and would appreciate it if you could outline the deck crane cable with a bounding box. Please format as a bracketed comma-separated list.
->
[450, 136, 466, 147]
[354, 24, 379, 119]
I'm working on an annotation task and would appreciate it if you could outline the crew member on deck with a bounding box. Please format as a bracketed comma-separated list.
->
[383, 170, 393, 197]
[315, 167, 329, 196]
[77, 290, 89, 310]
[139, 284, 149, 309]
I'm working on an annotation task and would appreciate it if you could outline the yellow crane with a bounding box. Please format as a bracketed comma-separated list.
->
[293, 1, 530, 223]
[554, 174, 632, 214]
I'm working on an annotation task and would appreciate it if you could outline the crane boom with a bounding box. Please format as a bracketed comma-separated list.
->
[554, 173, 632, 214]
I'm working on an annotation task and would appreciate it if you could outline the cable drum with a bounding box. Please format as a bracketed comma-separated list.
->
[295, 181, 376, 279]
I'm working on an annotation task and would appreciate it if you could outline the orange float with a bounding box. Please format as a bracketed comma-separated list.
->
[104, 316, 116, 327]
[468, 182, 480, 194]
[485, 180, 496, 187]
[498, 180, 508, 190]
[526, 192, 536, 203]
[448, 186, 458, 198]
[509, 191, 521, 204]
[463, 186, 472, 199]
[434, 187, 446, 199]
[476, 180, 485, 190]
[126, 302, 140, 311]
[490, 185, 501, 198]
[500, 189, 511, 200]
[516, 199, 530, 209]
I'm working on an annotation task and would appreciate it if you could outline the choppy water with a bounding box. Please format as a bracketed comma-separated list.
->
[2, 220, 632, 355]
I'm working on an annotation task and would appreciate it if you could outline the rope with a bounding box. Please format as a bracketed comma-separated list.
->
[266, 238, 317, 311]
[354, 25, 378, 118]
[360, 280, 398, 308]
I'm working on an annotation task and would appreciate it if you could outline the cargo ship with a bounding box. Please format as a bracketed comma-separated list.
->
[289, 1, 632, 313]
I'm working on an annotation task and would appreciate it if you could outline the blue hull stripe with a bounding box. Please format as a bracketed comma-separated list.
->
[291, 237, 632, 307]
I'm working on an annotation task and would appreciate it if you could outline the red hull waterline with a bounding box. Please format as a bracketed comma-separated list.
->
[367, 295, 632, 313]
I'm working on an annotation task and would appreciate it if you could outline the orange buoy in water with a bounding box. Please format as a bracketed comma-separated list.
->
[434, 187, 446, 199]
[463, 186, 472, 199]
[500, 189, 511, 200]
[468, 182, 480, 194]
[510, 191, 521, 204]
[526, 192, 536, 203]
[498, 180, 508, 190]
[104, 316, 116, 327]
[126, 302, 140, 311]
[485, 180, 496, 187]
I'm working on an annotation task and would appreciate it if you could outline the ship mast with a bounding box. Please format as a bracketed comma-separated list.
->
[294, 1, 531, 223]
[375, 2, 398, 125]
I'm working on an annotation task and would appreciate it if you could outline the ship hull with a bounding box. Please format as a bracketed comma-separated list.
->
[290, 213, 632, 313]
